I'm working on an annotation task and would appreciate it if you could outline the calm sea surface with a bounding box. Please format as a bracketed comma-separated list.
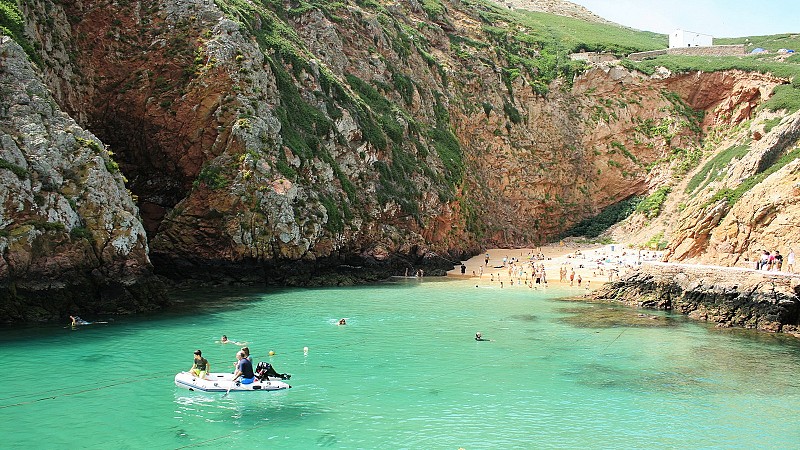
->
[2, 278, 799, 449]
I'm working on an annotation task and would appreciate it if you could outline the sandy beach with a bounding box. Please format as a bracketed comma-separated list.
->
[446, 242, 663, 292]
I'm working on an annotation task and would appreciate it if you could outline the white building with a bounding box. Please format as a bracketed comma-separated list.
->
[669, 29, 713, 48]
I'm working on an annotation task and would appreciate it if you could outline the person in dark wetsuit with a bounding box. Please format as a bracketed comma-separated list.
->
[475, 332, 490, 341]
[232, 350, 255, 384]
[70, 315, 90, 326]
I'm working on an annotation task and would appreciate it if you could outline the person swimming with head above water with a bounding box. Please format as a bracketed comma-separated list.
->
[338, 318, 347, 325]
[475, 332, 491, 341]
[218, 335, 247, 346]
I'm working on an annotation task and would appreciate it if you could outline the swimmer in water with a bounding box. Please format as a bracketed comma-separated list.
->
[218, 335, 247, 345]
[70, 315, 90, 326]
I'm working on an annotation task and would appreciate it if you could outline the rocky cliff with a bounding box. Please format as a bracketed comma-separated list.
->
[2, 0, 798, 321]
[594, 263, 800, 334]
[0, 36, 167, 322]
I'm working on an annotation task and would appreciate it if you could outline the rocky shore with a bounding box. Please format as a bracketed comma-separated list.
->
[593, 262, 800, 335]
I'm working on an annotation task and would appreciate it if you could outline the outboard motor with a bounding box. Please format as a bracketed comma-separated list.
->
[255, 361, 291, 381]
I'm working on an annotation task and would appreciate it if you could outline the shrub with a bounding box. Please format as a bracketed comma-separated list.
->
[194, 164, 229, 190]
[685, 144, 750, 194]
[560, 196, 642, 238]
[763, 117, 783, 133]
[0, 0, 41, 64]
[503, 101, 522, 124]
[643, 232, 669, 250]
[0, 158, 28, 179]
[635, 186, 671, 218]
[70, 226, 93, 240]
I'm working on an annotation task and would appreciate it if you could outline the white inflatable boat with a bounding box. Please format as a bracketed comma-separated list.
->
[174, 371, 291, 392]
[175, 362, 292, 393]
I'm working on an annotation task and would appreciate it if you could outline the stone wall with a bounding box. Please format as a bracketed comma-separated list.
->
[668, 44, 746, 57]
[569, 52, 618, 63]
[628, 45, 746, 61]
[627, 49, 667, 61]
[593, 262, 800, 335]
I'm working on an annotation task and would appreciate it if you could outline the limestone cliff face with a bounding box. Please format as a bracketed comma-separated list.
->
[0, 37, 167, 322]
[3, 0, 798, 319]
[605, 68, 798, 267]
[668, 114, 800, 266]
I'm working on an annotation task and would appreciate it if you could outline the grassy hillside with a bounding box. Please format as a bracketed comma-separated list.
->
[443, 0, 669, 95]
[469, 0, 666, 55]
[715, 33, 800, 52]
[620, 34, 800, 113]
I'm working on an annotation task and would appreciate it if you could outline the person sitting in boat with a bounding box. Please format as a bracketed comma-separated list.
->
[232, 350, 255, 385]
[241, 346, 252, 362]
[189, 349, 210, 380]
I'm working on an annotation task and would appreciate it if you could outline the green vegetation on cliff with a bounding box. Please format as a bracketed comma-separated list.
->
[461, 0, 665, 96]
[635, 186, 671, 219]
[468, 0, 666, 55]
[0, 157, 28, 179]
[560, 196, 642, 238]
[685, 143, 750, 194]
[0, 0, 40, 65]
[705, 145, 800, 207]
[622, 40, 800, 113]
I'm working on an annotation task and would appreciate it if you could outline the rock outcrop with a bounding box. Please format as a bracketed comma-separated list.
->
[594, 263, 800, 334]
[0, 37, 167, 322]
[503, 0, 615, 24]
[2, 0, 798, 321]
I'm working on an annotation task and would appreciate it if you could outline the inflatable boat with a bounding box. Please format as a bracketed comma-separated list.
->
[175, 362, 292, 393]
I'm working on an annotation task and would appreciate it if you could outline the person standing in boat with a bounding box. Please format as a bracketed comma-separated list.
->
[189, 350, 210, 380]
[232, 350, 255, 385]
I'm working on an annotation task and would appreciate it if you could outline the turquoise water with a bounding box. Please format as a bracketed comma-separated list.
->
[2, 278, 800, 449]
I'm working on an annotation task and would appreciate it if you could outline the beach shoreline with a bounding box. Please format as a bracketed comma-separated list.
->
[445, 243, 653, 292]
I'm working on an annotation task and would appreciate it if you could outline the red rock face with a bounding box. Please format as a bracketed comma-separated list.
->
[0, 36, 168, 322]
[14, 0, 792, 286]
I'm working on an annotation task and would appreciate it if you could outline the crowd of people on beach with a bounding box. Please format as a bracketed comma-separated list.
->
[465, 246, 650, 290]
[755, 248, 795, 272]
